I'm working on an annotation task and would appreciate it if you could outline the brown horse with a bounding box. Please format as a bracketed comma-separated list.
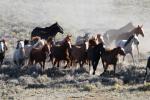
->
[103, 23, 144, 46]
[101, 46, 126, 75]
[50, 38, 72, 68]
[115, 25, 144, 42]
[70, 41, 89, 68]
[29, 43, 50, 73]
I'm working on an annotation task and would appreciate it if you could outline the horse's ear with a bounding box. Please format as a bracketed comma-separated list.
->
[140, 25, 143, 28]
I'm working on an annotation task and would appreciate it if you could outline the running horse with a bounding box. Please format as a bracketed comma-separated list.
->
[103, 22, 144, 45]
[116, 34, 139, 64]
[31, 22, 64, 40]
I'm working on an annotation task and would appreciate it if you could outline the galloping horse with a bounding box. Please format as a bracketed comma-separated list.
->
[116, 34, 139, 64]
[0, 39, 8, 65]
[101, 46, 125, 75]
[103, 22, 144, 45]
[13, 40, 25, 67]
[115, 25, 144, 42]
[29, 43, 50, 73]
[31, 22, 64, 40]
[50, 36, 72, 68]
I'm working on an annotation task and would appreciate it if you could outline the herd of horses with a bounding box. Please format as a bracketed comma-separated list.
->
[0, 22, 150, 81]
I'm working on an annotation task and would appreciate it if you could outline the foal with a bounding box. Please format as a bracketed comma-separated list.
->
[101, 46, 125, 75]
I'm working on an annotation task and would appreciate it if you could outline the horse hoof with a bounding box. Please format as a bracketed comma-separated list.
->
[93, 72, 95, 75]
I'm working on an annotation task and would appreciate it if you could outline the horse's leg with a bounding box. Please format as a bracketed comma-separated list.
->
[123, 56, 125, 62]
[130, 52, 135, 65]
[113, 63, 117, 76]
[57, 60, 60, 68]
[92, 60, 97, 75]
[102, 59, 106, 72]
[64, 58, 69, 69]
[43, 61, 45, 73]
[53, 59, 57, 67]
[39, 62, 43, 74]
[144, 66, 148, 81]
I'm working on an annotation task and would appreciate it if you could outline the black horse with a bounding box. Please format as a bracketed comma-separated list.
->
[145, 56, 150, 81]
[31, 22, 64, 40]
[87, 43, 104, 75]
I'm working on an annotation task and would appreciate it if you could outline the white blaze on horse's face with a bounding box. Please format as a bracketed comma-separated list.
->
[18, 41, 25, 49]
[0, 42, 4, 52]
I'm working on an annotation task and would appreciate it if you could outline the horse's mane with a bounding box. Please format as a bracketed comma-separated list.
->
[46, 22, 57, 29]
[124, 35, 134, 47]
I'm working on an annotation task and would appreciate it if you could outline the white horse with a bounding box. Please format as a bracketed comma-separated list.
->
[115, 34, 139, 64]
[13, 40, 26, 67]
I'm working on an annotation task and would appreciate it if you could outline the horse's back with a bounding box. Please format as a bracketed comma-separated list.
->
[115, 40, 126, 48]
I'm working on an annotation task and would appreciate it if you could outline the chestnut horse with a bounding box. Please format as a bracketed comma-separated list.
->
[103, 23, 144, 45]
[29, 43, 50, 73]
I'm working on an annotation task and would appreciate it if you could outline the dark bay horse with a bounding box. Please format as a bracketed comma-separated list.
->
[101, 47, 125, 75]
[50, 39, 72, 68]
[31, 22, 63, 40]
[29, 43, 50, 73]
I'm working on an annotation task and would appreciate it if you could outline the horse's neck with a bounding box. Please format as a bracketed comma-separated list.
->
[130, 28, 137, 35]
[110, 49, 118, 57]
[124, 39, 134, 48]
[60, 44, 68, 51]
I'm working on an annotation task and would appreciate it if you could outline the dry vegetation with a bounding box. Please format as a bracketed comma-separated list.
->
[0, 33, 149, 100]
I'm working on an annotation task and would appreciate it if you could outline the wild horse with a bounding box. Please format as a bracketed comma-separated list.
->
[31, 22, 64, 40]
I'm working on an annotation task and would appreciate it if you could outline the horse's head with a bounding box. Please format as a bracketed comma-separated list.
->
[16, 40, 25, 49]
[88, 38, 97, 46]
[55, 22, 64, 34]
[62, 39, 72, 50]
[116, 47, 126, 56]
[135, 25, 144, 37]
